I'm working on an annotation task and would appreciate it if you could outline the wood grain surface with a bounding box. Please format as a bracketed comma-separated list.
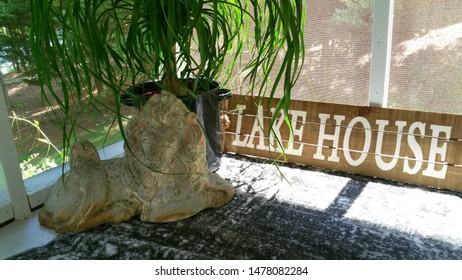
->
[222, 95, 462, 191]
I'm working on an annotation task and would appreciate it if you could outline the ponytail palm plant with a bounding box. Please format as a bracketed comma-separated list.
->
[30, 0, 305, 160]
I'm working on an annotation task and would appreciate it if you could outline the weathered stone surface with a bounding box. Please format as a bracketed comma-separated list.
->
[39, 92, 234, 232]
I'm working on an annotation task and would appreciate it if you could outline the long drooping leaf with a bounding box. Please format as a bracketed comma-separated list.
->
[30, 0, 305, 162]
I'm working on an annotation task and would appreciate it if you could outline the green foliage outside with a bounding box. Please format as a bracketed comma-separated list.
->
[9, 105, 124, 179]
[331, 0, 373, 28]
[0, 0, 34, 73]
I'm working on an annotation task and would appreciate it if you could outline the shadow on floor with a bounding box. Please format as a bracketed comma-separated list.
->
[10, 167, 462, 259]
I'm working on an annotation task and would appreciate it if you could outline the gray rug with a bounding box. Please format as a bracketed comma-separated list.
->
[10, 155, 462, 259]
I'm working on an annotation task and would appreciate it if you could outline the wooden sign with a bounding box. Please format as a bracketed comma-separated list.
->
[222, 95, 462, 192]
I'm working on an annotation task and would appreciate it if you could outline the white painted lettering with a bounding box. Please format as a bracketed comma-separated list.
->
[246, 106, 267, 150]
[343, 117, 371, 166]
[231, 105, 248, 147]
[403, 122, 425, 175]
[268, 109, 285, 153]
[231, 101, 455, 183]
[269, 109, 306, 156]
[375, 120, 407, 171]
[313, 114, 345, 162]
[287, 110, 307, 156]
[422, 125, 452, 179]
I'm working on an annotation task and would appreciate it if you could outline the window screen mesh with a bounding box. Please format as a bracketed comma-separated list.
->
[240, 0, 462, 115]
[231, 0, 373, 106]
[293, 0, 373, 105]
[389, 0, 462, 115]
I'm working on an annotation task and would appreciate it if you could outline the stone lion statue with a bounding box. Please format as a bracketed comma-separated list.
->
[39, 92, 234, 232]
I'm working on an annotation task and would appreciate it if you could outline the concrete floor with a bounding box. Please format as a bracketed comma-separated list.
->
[4, 155, 462, 259]
[0, 211, 57, 259]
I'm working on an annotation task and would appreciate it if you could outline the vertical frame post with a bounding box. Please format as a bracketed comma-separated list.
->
[0, 77, 31, 220]
[369, 0, 395, 107]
